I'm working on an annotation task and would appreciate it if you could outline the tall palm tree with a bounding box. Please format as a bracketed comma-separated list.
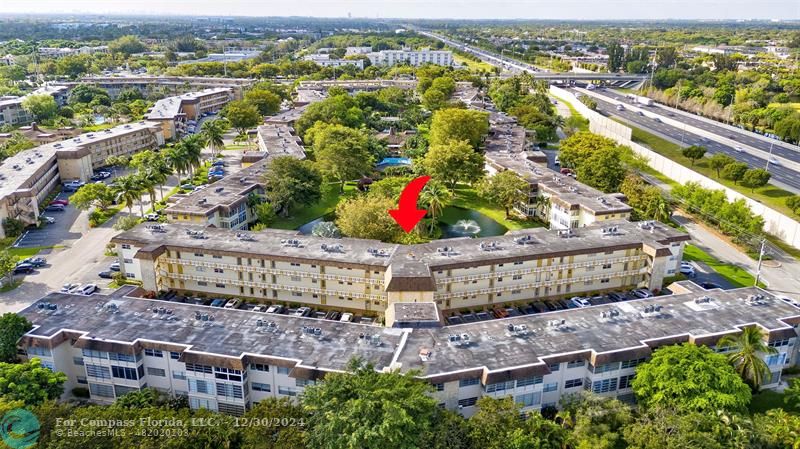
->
[114, 175, 141, 216]
[164, 146, 188, 179]
[149, 159, 173, 202]
[420, 182, 453, 234]
[181, 134, 205, 177]
[201, 119, 228, 158]
[140, 172, 158, 212]
[718, 326, 778, 391]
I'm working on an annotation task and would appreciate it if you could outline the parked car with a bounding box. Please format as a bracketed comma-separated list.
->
[631, 288, 653, 298]
[570, 297, 591, 308]
[252, 305, 267, 312]
[109, 262, 121, 272]
[294, 307, 312, 317]
[98, 171, 112, 179]
[212, 160, 226, 167]
[60, 283, 79, 293]
[19, 257, 46, 267]
[607, 292, 626, 302]
[553, 156, 560, 166]
[80, 284, 98, 295]
[700, 282, 722, 290]
[210, 298, 226, 307]
[679, 262, 695, 276]
[50, 198, 69, 206]
[41, 216, 56, 224]
[144, 213, 160, 221]
[44, 204, 65, 212]
[266, 305, 284, 314]
[180, 184, 194, 190]
[67, 284, 84, 294]
[13, 263, 34, 275]
[224, 299, 241, 309]
[340, 312, 354, 322]
[98, 271, 114, 279]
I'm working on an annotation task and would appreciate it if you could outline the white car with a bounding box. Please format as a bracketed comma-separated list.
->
[340, 312, 353, 322]
[266, 305, 284, 314]
[570, 297, 591, 308]
[80, 284, 98, 295]
[734, 146, 744, 152]
[554, 156, 560, 166]
[144, 213, 160, 221]
[42, 216, 56, 224]
[60, 283, 79, 293]
[224, 299, 241, 309]
[616, 104, 624, 111]
[252, 305, 266, 312]
[769, 158, 781, 167]
[679, 263, 695, 276]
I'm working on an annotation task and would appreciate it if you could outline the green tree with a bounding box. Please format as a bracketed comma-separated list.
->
[312, 124, 374, 192]
[576, 146, 627, 193]
[632, 343, 751, 414]
[422, 140, 485, 189]
[624, 406, 755, 449]
[478, 170, 529, 218]
[70, 183, 115, 211]
[253, 202, 277, 227]
[718, 326, 777, 391]
[113, 215, 141, 231]
[302, 358, 436, 449]
[787, 195, 800, 215]
[0, 252, 18, 289]
[682, 145, 707, 166]
[708, 153, 735, 178]
[421, 409, 470, 449]
[741, 168, 771, 192]
[0, 313, 31, 363]
[563, 115, 588, 136]
[262, 156, 322, 217]
[199, 118, 228, 157]
[244, 89, 282, 116]
[1, 218, 25, 238]
[335, 195, 404, 243]
[223, 100, 262, 142]
[468, 396, 525, 449]
[422, 88, 448, 111]
[419, 181, 453, 233]
[753, 409, 800, 449]
[295, 94, 365, 140]
[428, 108, 489, 149]
[0, 358, 67, 406]
[562, 392, 632, 449]
[113, 175, 143, 216]
[241, 398, 307, 449]
[21, 94, 58, 121]
[108, 35, 147, 55]
[721, 162, 749, 185]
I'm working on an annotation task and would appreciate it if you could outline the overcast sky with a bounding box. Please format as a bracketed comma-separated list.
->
[1, 0, 798, 20]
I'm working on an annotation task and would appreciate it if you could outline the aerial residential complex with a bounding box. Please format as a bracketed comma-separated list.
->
[306, 46, 453, 67]
[65, 75, 254, 99]
[17, 282, 797, 415]
[145, 87, 234, 139]
[111, 218, 688, 315]
[0, 85, 69, 126]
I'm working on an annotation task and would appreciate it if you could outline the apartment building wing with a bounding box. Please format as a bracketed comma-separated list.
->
[0, 85, 69, 127]
[17, 284, 800, 414]
[69, 76, 254, 100]
[146, 88, 234, 140]
[367, 49, 453, 67]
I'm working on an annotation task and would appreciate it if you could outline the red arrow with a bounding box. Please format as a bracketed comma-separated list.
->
[388, 175, 431, 233]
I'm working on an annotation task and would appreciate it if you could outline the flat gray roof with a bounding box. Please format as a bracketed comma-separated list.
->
[19, 283, 800, 378]
[146, 88, 233, 120]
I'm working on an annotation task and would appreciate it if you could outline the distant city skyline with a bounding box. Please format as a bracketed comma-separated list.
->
[1, 0, 798, 21]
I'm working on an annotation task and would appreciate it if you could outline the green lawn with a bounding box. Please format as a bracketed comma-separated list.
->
[223, 144, 252, 151]
[749, 389, 788, 415]
[452, 53, 496, 72]
[621, 120, 798, 218]
[270, 183, 357, 230]
[451, 186, 545, 231]
[683, 244, 764, 288]
[550, 94, 590, 132]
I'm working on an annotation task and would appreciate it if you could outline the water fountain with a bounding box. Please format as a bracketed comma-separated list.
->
[447, 219, 482, 237]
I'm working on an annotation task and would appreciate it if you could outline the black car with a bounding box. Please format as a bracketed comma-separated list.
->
[701, 282, 723, 290]
[19, 257, 46, 268]
[98, 271, 114, 279]
[607, 292, 626, 302]
[13, 264, 34, 275]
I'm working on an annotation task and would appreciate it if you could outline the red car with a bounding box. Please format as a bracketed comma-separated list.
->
[50, 199, 69, 206]
[560, 168, 574, 175]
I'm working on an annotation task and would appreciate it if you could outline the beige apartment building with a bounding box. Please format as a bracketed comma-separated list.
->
[67, 75, 253, 100]
[0, 121, 164, 237]
[111, 219, 688, 316]
[146, 88, 234, 140]
[17, 282, 798, 416]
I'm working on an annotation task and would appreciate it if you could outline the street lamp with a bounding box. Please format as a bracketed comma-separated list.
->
[765, 141, 775, 171]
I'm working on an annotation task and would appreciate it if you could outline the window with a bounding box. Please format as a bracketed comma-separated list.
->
[108, 352, 136, 363]
[516, 392, 542, 407]
[619, 374, 635, 390]
[194, 253, 204, 257]
[189, 379, 213, 395]
[548, 363, 560, 372]
[516, 376, 543, 388]
[432, 383, 444, 391]
[767, 353, 788, 366]
[249, 363, 269, 372]
[41, 360, 55, 370]
[27, 347, 51, 357]
[291, 292, 302, 297]
[252, 382, 271, 392]
[296, 379, 315, 388]
[122, 244, 131, 249]
[215, 284, 225, 289]
[290, 263, 300, 267]
[543, 382, 558, 393]
[111, 365, 138, 380]
[214, 268, 224, 273]
[592, 378, 618, 394]
[73, 357, 84, 366]
[512, 275, 522, 280]
[590, 362, 619, 374]
[86, 364, 111, 380]
[216, 383, 243, 399]
[212, 255, 222, 259]
[186, 363, 213, 374]
[89, 383, 114, 398]
[214, 367, 243, 382]
[218, 402, 245, 415]
[566, 359, 585, 369]
[170, 352, 180, 360]
[458, 397, 478, 407]
[600, 278, 610, 284]
[147, 367, 166, 377]
[189, 397, 215, 410]
[198, 281, 208, 286]
[172, 371, 186, 380]
[144, 349, 163, 358]
[77, 376, 88, 385]
[769, 339, 791, 348]
[278, 386, 297, 396]
[486, 381, 515, 393]
[459, 378, 480, 388]
[82, 349, 105, 359]
[291, 276, 301, 282]
[621, 358, 646, 369]
[602, 263, 612, 269]
[277, 366, 290, 375]
[123, 258, 133, 264]
[114, 385, 138, 397]
[564, 378, 583, 389]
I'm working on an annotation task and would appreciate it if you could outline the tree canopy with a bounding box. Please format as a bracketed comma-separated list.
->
[428, 108, 489, 149]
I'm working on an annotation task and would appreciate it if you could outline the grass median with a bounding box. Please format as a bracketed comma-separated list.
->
[683, 244, 764, 288]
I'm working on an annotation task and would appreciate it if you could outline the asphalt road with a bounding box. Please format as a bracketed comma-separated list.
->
[590, 88, 800, 163]
[570, 89, 800, 193]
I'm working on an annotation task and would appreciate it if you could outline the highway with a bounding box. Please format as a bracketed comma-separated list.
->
[587, 88, 800, 164]
[569, 88, 800, 192]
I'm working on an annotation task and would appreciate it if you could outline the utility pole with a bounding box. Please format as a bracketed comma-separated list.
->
[754, 238, 767, 287]
[765, 141, 775, 171]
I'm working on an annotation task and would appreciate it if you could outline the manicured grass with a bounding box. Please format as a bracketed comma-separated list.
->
[80, 123, 116, 132]
[0, 280, 22, 293]
[451, 185, 545, 231]
[90, 205, 124, 227]
[270, 183, 358, 230]
[768, 102, 800, 111]
[620, 120, 797, 217]
[749, 389, 788, 415]
[452, 53, 496, 72]
[223, 144, 252, 151]
[683, 244, 764, 288]
[550, 94, 590, 132]
[766, 234, 800, 260]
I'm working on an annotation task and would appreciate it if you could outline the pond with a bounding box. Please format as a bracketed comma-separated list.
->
[439, 207, 508, 239]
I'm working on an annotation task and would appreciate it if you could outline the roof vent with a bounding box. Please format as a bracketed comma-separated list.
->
[558, 229, 576, 238]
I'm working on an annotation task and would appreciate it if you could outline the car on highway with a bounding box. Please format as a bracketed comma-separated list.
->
[616, 104, 624, 111]
[653, 117, 662, 123]
[18, 257, 46, 268]
[13, 263, 34, 275]
[44, 204, 65, 212]
[80, 284, 98, 295]
[637, 111, 644, 116]
[734, 146, 744, 152]
[769, 158, 781, 167]
[98, 271, 114, 279]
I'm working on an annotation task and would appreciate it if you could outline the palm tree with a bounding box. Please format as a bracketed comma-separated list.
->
[140, 172, 158, 213]
[533, 195, 551, 222]
[149, 159, 172, 202]
[420, 182, 453, 234]
[165, 146, 188, 179]
[718, 326, 777, 391]
[114, 175, 142, 216]
[201, 119, 228, 158]
[181, 134, 204, 177]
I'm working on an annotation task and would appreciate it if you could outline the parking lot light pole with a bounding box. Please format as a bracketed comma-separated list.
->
[754, 239, 767, 287]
